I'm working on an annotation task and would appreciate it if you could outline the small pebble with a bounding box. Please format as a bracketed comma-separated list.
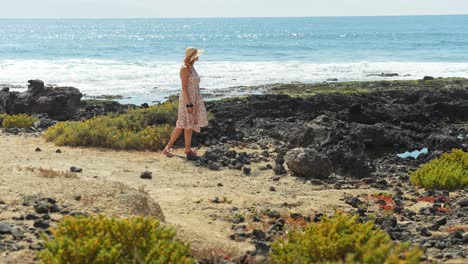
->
[140, 171, 152, 179]
[70, 166, 82, 173]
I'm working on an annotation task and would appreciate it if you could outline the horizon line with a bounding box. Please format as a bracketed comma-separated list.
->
[1, 13, 468, 19]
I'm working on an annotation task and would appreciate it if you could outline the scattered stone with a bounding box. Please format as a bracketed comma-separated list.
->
[74, 195, 82, 201]
[35, 147, 42, 152]
[275, 156, 285, 165]
[29, 243, 43, 251]
[209, 162, 221, 171]
[273, 164, 287, 175]
[0, 222, 12, 234]
[255, 241, 270, 256]
[70, 166, 82, 173]
[428, 223, 439, 231]
[217, 183, 223, 187]
[211, 197, 220, 203]
[243, 166, 251, 175]
[419, 207, 436, 215]
[33, 219, 50, 229]
[436, 217, 447, 226]
[420, 227, 432, 237]
[33, 202, 49, 214]
[272, 176, 281, 182]
[140, 171, 152, 179]
[269, 186, 276, 192]
[11, 227, 25, 240]
[231, 215, 245, 224]
[265, 210, 281, 219]
[252, 229, 267, 241]
[457, 198, 468, 207]
[344, 196, 363, 208]
[25, 213, 39, 220]
[49, 203, 60, 213]
[55, 149, 62, 153]
[381, 216, 398, 229]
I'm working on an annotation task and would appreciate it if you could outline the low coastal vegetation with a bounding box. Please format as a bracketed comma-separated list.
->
[410, 149, 468, 190]
[43, 100, 178, 150]
[38, 214, 194, 264]
[1, 113, 38, 128]
[36, 211, 423, 263]
[268, 77, 468, 97]
[270, 212, 422, 264]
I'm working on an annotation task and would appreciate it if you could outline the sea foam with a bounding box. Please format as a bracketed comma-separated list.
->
[1, 59, 468, 103]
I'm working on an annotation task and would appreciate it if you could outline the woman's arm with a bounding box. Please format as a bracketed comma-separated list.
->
[180, 66, 191, 104]
[180, 66, 194, 113]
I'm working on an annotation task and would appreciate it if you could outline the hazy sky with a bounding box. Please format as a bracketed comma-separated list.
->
[1, 0, 468, 18]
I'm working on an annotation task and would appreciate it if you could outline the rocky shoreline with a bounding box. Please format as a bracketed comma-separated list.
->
[1, 77, 467, 263]
[194, 78, 468, 262]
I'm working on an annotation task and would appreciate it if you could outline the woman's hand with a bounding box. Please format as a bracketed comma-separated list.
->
[187, 106, 194, 114]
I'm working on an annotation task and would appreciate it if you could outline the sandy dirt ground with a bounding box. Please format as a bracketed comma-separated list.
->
[0, 133, 382, 262]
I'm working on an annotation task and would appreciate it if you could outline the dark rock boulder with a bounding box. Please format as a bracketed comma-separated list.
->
[0, 80, 82, 120]
[427, 135, 463, 151]
[285, 148, 333, 179]
[0, 90, 16, 114]
[325, 140, 375, 178]
[286, 115, 331, 148]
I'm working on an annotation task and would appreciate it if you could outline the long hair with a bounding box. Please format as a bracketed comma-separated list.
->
[184, 56, 196, 68]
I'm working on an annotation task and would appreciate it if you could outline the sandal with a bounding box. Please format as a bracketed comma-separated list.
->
[184, 149, 198, 156]
[163, 147, 173, 157]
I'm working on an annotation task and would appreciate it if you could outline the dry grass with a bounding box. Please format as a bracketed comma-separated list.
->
[37, 168, 78, 178]
[18, 166, 78, 179]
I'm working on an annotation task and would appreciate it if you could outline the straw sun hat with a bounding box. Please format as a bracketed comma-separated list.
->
[185, 47, 204, 63]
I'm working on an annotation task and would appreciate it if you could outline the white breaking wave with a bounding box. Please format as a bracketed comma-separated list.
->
[1, 59, 468, 103]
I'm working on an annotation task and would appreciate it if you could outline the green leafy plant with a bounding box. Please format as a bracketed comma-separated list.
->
[269, 212, 422, 264]
[38, 214, 195, 264]
[43, 101, 178, 150]
[2, 114, 38, 128]
[410, 149, 468, 190]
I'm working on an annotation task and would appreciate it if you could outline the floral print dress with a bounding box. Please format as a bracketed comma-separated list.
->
[176, 67, 209, 132]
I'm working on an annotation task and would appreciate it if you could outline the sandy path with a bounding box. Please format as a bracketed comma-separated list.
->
[0, 133, 379, 256]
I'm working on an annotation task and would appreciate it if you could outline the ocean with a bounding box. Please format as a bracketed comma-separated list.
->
[1, 15, 468, 104]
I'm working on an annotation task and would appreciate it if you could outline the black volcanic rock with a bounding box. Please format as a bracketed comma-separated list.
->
[285, 148, 333, 179]
[0, 80, 82, 120]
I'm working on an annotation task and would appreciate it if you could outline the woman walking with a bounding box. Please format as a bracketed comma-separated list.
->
[163, 47, 209, 158]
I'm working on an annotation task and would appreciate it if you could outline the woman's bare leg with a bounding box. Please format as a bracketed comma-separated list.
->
[184, 129, 193, 153]
[165, 127, 184, 150]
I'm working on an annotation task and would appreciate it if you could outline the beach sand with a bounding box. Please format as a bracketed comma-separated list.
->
[0, 132, 379, 262]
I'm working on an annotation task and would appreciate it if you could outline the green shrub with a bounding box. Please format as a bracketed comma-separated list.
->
[2, 114, 38, 128]
[270, 212, 422, 264]
[38, 214, 195, 264]
[410, 149, 468, 190]
[44, 101, 178, 150]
